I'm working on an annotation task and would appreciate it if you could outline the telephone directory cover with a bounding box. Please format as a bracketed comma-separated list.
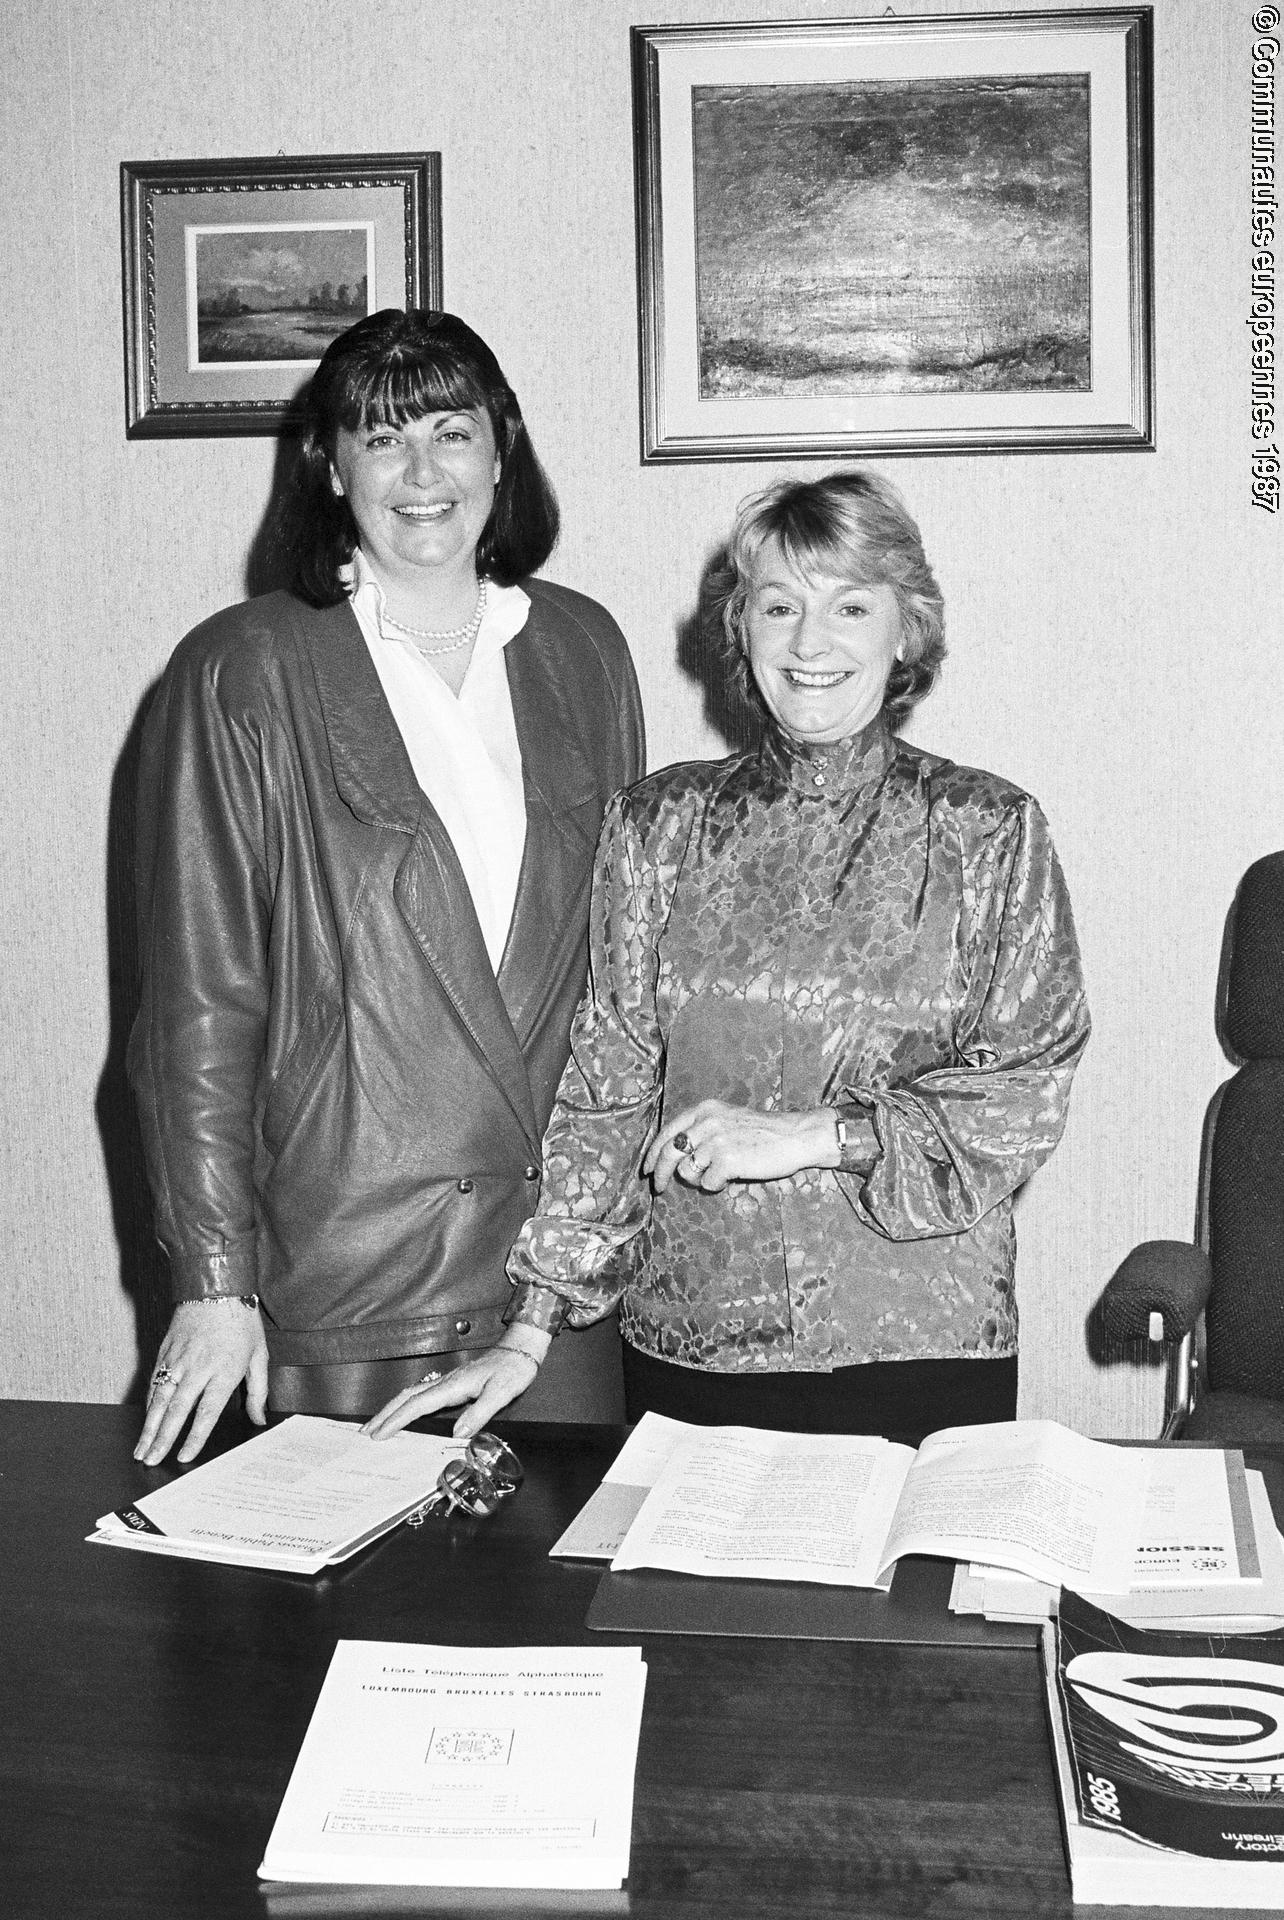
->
[259, 1641, 647, 1888]
[1044, 1591, 1284, 1905]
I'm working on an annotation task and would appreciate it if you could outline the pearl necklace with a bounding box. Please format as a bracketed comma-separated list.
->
[380, 580, 488, 655]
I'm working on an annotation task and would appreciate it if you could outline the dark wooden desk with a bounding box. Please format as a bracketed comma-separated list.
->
[2, 1401, 1272, 1920]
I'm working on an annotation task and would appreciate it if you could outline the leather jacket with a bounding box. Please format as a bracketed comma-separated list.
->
[127, 581, 644, 1366]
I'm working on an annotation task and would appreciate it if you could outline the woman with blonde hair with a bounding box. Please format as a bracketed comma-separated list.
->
[370, 469, 1087, 1448]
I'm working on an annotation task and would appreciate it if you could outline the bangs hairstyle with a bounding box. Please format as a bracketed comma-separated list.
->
[707, 470, 946, 730]
[281, 308, 560, 606]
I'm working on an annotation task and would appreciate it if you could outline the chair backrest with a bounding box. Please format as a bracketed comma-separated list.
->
[1205, 852, 1284, 1400]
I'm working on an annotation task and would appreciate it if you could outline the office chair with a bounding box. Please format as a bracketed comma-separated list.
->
[1098, 851, 1284, 1442]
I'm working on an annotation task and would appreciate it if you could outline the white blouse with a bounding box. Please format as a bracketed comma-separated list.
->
[346, 550, 529, 972]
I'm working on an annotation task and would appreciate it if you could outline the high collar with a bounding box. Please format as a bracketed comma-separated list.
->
[760, 713, 896, 798]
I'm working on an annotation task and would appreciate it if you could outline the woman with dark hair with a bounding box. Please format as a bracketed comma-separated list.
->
[285, 308, 560, 615]
[131, 310, 643, 1465]
[368, 469, 1088, 1449]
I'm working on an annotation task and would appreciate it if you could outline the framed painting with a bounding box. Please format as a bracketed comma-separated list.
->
[121, 153, 442, 438]
[633, 9, 1154, 461]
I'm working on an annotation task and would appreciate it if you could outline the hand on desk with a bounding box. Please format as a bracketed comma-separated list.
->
[362, 1331, 551, 1443]
[134, 1302, 268, 1466]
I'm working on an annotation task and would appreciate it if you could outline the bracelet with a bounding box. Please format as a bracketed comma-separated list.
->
[178, 1294, 260, 1309]
[502, 1347, 541, 1374]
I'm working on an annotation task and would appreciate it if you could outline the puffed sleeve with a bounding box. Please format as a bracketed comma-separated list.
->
[506, 791, 665, 1330]
[839, 795, 1089, 1239]
[126, 629, 273, 1300]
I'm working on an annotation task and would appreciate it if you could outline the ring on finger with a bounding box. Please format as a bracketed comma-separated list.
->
[149, 1365, 175, 1394]
[672, 1131, 690, 1152]
[418, 1369, 444, 1388]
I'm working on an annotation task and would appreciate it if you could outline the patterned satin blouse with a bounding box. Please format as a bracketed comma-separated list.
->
[507, 717, 1089, 1373]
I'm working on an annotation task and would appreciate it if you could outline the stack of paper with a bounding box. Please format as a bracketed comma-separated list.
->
[952, 1450, 1284, 1631]
[87, 1416, 464, 1573]
[550, 1412, 691, 1561]
[259, 1642, 647, 1889]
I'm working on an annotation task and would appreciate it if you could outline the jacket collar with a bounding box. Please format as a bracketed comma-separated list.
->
[296, 589, 601, 1143]
[298, 595, 537, 1143]
[301, 596, 424, 834]
[300, 588, 600, 835]
[497, 594, 602, 1046]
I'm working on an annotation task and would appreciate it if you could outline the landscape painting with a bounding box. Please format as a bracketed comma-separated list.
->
[691, 75, 1091, 402]
[187, 222, 374, 368]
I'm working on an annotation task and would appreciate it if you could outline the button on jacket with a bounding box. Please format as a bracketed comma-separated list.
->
[127, 581, 644, 1368]
[508, 719, 1089, 1372]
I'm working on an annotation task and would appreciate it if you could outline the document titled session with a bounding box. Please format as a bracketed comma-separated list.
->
[606, 1419, 1151, 1593]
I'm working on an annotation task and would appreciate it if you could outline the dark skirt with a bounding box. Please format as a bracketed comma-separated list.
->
[621, 1346, 1017, 1448]
[268, 1314, 626, 1423]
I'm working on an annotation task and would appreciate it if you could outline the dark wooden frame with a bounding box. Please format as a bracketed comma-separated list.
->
[632, 9, 1155, 462]
[121, 152, 442, 438]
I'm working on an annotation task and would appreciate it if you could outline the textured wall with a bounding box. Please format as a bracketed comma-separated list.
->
[1, 0, 1278, 1433]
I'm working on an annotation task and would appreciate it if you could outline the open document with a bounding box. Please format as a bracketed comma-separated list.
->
[87, 1416, 463, 1573]
[608, 1419, 1157, 1591]
[259, 1642, 647, 1888]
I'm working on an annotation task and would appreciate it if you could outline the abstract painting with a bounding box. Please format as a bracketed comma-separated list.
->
[634, 12, 1153, 459]
[693, 76, 1090, 400]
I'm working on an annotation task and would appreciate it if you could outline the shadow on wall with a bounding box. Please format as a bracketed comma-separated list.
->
[96, 434, 301, 1401]
[97, 683, 166, 1404]
[676, 541, 762, 757]
[244, 431, 305, 600]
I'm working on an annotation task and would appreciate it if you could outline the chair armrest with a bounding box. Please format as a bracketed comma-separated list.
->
[1099, 1240, 1213, 1346]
